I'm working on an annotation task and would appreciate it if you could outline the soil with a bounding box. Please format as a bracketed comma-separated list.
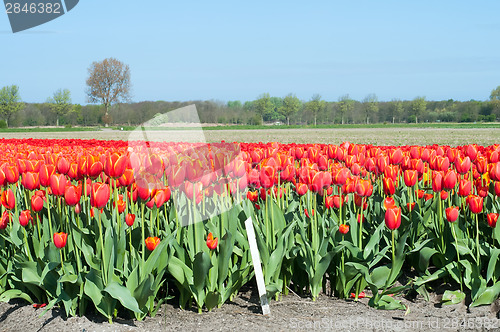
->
[0, 288, 499, 332]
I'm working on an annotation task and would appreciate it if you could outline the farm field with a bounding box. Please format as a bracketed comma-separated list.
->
[1, 127, 500, 146]
[0, 128, 499, 331]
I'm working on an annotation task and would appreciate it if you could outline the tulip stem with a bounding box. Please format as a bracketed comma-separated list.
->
[450, 223, 463, 292]
[475, 213, 480, 266]
[141, 203, 146, 263]
[98, 210, 107, 284]
[60, 249, 65, 274]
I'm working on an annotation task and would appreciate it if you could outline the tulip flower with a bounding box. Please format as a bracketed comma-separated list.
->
[487, 213, 498, 228]
[19, 210, 33, 227]
[458, 179, 471, 197]
[0, 211, 11, 229]
[90, 182, 110, 209]
[385, 206, 401, 230]
[64, 184, 82, 206]
[383, 178, 395, 196]
[206, 232, 218, 250]
[468, 195, 483, 214]
[22, 172, 40, 191]
[145, 236, 160, 251]
[296, 183, 308, 196]
[440, 190, 449, 200]
[57, 157, 70, 175]
[432, 171, 443, 192]
[383, 197, 396, 210]
[338, 224, 349, 235]
[403, 170, 417, 187]
[304, 208, 314, 218]
[445, 206, 459, 223]
[246, 190, 259, 202]
[49, 174, 67, 196]
[355, 179, 373, 197]
[1, 189, 15, 210]
[53, 232, 68, 249]
[443, 170, 457, 190]
[125, 213, 136, 227]
[31, 194, 44, 212]
[104, 152, 128, 178]
[407, 202, 416, 212]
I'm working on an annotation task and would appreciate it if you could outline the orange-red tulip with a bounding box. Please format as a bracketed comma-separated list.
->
[206, 232, 218, 250]
[90, 182, 110, 209]
[338, 224, 349, 235]
[0, 211, 11, 229]
[468, 195, 483, 214]
[403, 170, 417, 187]
[53, 232, 68, 249]
[1, 189, 15, 210]
[445, 206, 459, 223]
[125, 213, 136, 227]
[19, 210, 33, 227]
[385, 206, 401, 230]
[487, 213, 498, 228]
[31, 194, 44, 212]
[64, 184, 82, 206]
[49, 174, 67, 196]
[145, 237, 160, 251]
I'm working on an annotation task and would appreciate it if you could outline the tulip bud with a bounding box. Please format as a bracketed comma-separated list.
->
[53, 232, 68, 249]
[445, 206, 459, 223]
[385, 206, 402, 230]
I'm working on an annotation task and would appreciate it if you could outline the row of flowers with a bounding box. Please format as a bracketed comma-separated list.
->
[0, 138, 499, 320]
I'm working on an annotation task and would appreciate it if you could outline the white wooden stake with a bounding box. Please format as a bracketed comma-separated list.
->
[245, 217, 271, 315]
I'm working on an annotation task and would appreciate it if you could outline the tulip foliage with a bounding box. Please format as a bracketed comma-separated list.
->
[0, 139, 499, 320]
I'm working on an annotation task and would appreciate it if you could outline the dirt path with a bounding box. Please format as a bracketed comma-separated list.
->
[0, 289, 498, 332]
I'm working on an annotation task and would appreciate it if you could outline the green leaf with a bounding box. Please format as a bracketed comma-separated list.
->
[103, 282, 142, 314]
[133, 274, 154, 310]
[370, 265, 391, 289]
[486, 249, 500, 283]
[441, 290, 465, 305]
[205, 291, 220, 311]
[0, 289, 33, 303]
[470, 281, 500, 307]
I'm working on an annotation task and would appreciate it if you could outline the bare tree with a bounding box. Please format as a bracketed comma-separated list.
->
[86, 58, 131, 125]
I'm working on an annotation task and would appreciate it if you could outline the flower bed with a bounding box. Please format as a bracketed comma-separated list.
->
[0, 138, 499, 321]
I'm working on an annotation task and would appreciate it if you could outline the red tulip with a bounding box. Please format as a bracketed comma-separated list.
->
[455, 156, 471, 174]
[443, 170, 457, 190]
[490, 162, 500, 182]
[22, 172, 40, 191]
[19, 210, 33, 227]
[31, 194, 44, 212]
[1, 189, 15, 210]
[296, 183, 308, 196]
[145, 236, 160, 251]
[304, 208, 314, 218]
[39, 164, 55, 187]
[403, 170, 417, 187]
[49, 174, 67, 196]
[53, 232, 68, 249]
[440, 190, 449, 200]
[383, 178, 395, 196]
[495, 182, 500, 197]
[206, 232, 218, 250]
[64, 184, 82, 206]
[116, 199, 126, 214]
[355, 179, 373, 197]
[468, 195, 483, 214]
[487, 213, 498, 228]
[385, 206, 402, 230]
[246, 190, 259, 202]
[90, 182, 110, 209]
[424, 193, 434, 201]
[338, 224, 349, 235]
[104, 152, 128, 178]
[407, 202, 416, 211]
[383, 197, 396, 210]
[75, 202, 81, 214]
[0, 211, 11, 229]
[118, 168, 134, 187]
[458, 179, 471, 197]
[57, 156, 70, 175]
[432, 171, 443, 192]
[445, 206, 459, 223]
[125, 213, 136, 227]
[4, 164, 19, 184]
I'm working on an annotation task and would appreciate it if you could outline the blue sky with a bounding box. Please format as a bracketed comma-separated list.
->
[1, 1, 500, 104]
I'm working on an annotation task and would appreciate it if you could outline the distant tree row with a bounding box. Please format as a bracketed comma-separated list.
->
[2, 86, 500, 127]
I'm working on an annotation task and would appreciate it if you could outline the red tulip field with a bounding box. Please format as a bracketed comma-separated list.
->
[0, 137, 499, 324]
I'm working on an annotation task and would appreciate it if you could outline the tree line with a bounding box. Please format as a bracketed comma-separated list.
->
[1, 56, 500, 127]
[2, 91, 499, 128]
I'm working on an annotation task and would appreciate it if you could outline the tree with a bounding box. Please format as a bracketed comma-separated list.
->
[305, 94, 324, 126]
[47, 88, 72, 126]
[390, 99, 404, 123]
[362, 93, 378, 124]
[489, 86, 500, 119]
[337, 94, 354, 125]
[279, 93, 301, 125]
[0, 85, 23, 127]
[86, 58, 131, 125]
[254, 93, 273, 124]
[411, 96, 426, 124]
